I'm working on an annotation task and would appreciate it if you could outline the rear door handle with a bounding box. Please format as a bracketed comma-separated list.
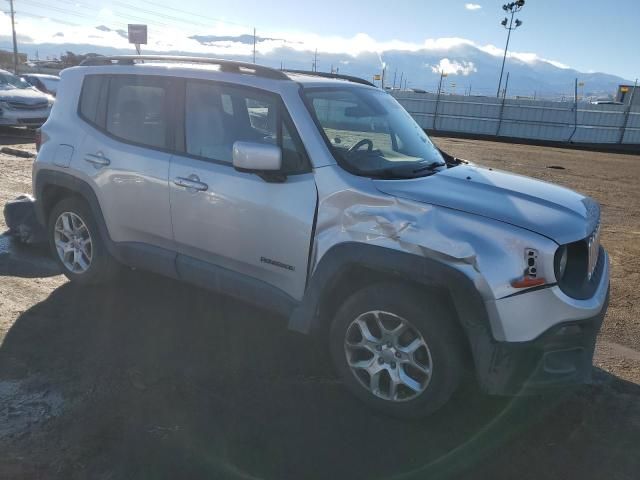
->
[174, 175, 208, 192]
[84, 152, 110, 167]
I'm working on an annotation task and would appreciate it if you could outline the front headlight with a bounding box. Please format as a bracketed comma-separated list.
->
[556, 245, 568, 280]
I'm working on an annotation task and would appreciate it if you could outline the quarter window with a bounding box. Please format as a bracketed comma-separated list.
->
[106, 76, 169, 149]
[78, 75, 105, 125]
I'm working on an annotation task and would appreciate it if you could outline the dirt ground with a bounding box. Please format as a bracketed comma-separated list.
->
[0, 127, 639, 479]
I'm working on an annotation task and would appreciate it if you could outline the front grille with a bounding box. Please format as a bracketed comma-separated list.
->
[556, 238, 604, 300]
[17, 118, 47, 125]
[6, 101, 49, 110]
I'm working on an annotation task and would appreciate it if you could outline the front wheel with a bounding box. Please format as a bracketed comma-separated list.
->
[330, 283, 464, 418]
[48, 197, 119, 284]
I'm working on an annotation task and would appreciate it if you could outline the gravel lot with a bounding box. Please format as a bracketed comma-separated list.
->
[0, 128, 639, 479]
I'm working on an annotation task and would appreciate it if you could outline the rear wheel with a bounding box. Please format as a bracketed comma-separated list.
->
[330, 283, 464, 418]
[48, 197, 119, 284]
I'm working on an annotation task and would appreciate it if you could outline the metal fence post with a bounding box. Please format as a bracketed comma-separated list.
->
[433, 71, 445, 130]
[496, 72, 509, 136]
[433, 92, 441, 130]
[619, 79, 638, 144]
[568, 78, 579, 142]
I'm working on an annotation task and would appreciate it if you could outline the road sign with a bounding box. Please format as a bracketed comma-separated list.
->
[374, 74, 381, 81]
[128, 24, 147, 45]
[578, 82, 585, 87]
[621, 86, 630, 93]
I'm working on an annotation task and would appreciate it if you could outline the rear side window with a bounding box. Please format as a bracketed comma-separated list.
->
[106, 76, 169, 149]
[184, 81, 309, 173]
[41, 78, 59, 92]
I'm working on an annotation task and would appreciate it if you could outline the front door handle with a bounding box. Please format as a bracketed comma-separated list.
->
[174, 175, 208, 192]
[84, 152, 111, 167]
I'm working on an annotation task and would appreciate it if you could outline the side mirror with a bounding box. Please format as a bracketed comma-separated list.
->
[232, 141, 282, 173]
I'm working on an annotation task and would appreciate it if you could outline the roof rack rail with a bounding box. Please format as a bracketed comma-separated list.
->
[79, 55, 290, 80]
[283, 69, 375, 87]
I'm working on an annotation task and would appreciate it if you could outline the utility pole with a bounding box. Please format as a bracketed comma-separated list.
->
[253, 28, 256, 64]
[392, 68, 397, 89]
[497, 1, 525, 97]
[312, 49, 318, 72]
[496, 72, 510, 135]
[399, 72, 404, 90]
[8, 0, 19, 74]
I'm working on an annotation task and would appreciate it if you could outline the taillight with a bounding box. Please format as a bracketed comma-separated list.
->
[35, 129, 48, 152]
[35, 129, 41, 152]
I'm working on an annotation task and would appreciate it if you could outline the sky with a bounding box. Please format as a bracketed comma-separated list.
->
[1, 0, 638, 81]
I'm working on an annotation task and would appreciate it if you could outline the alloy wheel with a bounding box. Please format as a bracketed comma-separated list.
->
[344, 310, 433, 402]
[54, 211, 93, 274]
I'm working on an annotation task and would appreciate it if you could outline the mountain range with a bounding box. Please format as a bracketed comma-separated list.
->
[1, 25, 630, 100]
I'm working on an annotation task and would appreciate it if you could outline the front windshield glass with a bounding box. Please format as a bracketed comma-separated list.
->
[304, 87, 444, 178]
[0, 72, 32, 90]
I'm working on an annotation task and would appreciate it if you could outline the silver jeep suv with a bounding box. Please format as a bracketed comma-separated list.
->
[33, 56, 610, 417]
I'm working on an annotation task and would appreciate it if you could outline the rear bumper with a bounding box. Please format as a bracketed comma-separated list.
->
[480, 287, 609, 395]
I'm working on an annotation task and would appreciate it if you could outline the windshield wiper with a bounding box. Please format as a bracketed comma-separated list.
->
[411, 162, 446, 174]
[370, 162, 445, 179]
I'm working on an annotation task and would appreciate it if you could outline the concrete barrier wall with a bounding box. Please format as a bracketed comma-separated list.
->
[391, 92, 640, 145]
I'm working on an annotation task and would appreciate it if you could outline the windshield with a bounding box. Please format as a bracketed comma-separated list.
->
[303, 87, 444, 178]
[0, 72, 32, 90]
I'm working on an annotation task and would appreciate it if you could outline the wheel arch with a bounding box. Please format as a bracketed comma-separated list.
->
[34, 169, 117, 259]
[289, 242, 494, 374]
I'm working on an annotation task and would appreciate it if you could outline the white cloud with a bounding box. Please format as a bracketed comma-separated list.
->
[546, 59, 571, 69]
[0, 11, 572, 70]
[430, 58, 477, 76]
[465, 3, 482, 10]
[477, 43, 571, 68]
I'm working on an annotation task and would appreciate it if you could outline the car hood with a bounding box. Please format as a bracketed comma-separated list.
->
[0, 86, 50, 103]
[373, 165, 599, 245]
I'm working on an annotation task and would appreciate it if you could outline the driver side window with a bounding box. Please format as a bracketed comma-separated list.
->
[184, 81, 309, 173]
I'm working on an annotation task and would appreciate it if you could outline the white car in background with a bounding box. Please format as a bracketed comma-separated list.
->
[0, 69, 54, 128]
[22, 73, 61, 97]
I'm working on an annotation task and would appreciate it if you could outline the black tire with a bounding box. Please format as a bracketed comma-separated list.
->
[330, 283, 464, 418]
[48, 196, 120, 285]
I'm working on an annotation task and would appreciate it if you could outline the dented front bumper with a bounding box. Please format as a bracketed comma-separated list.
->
[479, 287, 609, 395]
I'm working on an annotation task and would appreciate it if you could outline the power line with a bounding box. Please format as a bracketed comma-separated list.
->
[111, 0, 211, 29]
[21, 0, 170, 30]
[20, 0, 101, 21]
[138, 0, 252, 28]
[21, 0, 256, 36]
[14, 10, 81, 26]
